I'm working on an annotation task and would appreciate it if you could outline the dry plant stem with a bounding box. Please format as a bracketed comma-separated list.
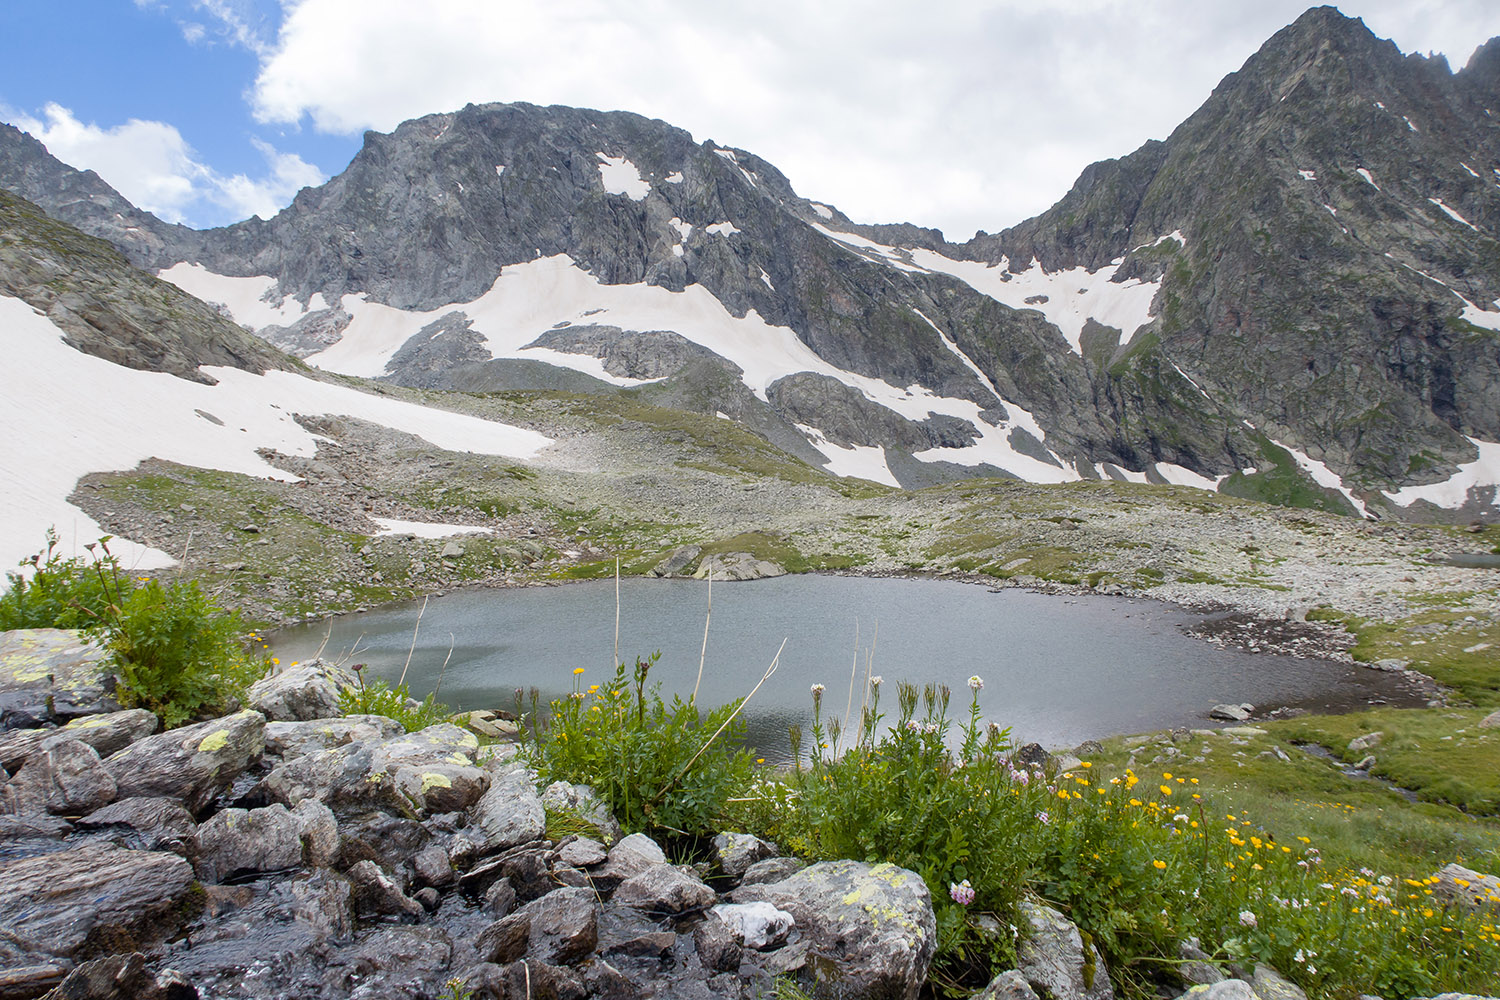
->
[613, 557, 621, 670]
[837, 619, 859, 754]
[177, 530, 192, 579]
[692, 568, 712, 706]
[432, 632, 455, 699]
[313, 618, 334, 660]
[860, 620, 878, 721]
[654, 637, 786, 805]
[398, 594, 428, 688]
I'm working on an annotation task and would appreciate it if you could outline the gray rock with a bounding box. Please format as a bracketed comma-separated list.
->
[976, 970, 1043, 1000]
[454, 766, 545, 860]
[1428, 862, 1500, 912]
[1209, 704, 1253, 722]
[245, 658, 355, 722]
[1353, 755, 1377, 772]
[347, 859, 425, 921]
[1252, 964, 1309, 1000]
[1178, 937, 1226, 986]
[694, 911, 744, 973]
[1013, 743, 1051, 770]
[23, 951, 191, 1000]
[1479, 709, 1500, 729]
[740, 855, 806, 885]
[2, 737, 116, 815]
[555, 835, 608, 868]
[291, 797, 340, 868]
[1370, 659, 1411, 672]
[76, 796, 197, 853]
[541, 779, 622, 844]
[692, 552, 785, 581]
[0, 843, 194, 975]
[262, 714, 404, 759]
[494, 959, 586, 1000]
[413, 842, 455, 887]
[195, 803, 305, 883]
[0, 708, 157, 773]
[1347, 731, 1384, 752]
[1017, 898, 1114, 1000]
[324, 925, 454, 997]
[652, 544, 702, 577]
[0, 629, 118, 727]
[105, 709, 265, 814]
[732, 860, 936, 1000]
[478, 912, 531, 964]
[516, 885, 599, 964]
[711, 900, 794, 949]
[713, 830, 777, 879]
[613, 863, 717, 914]
[484, 876, 518, 917]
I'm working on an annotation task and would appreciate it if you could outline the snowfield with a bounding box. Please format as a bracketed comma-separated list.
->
[0, 295, 552, 571]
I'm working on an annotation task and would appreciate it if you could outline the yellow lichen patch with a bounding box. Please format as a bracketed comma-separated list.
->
[197, 730, 230, 753]
[421, 772, 453, 793]
[447, 753, 470, 767]
[65, 715, 112, 729]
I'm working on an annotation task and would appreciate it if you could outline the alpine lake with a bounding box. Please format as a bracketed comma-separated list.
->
[271, 574, 1423, 766]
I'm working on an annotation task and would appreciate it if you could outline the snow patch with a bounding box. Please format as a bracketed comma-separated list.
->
[1462, 162, 1481, 179]
[495, 165, 505, 177]
[372, 518, 493, 539]
[705, 221, 741, 237]
[1356, 168, 1379, 190]
[794, 424, 898, 487]
[809, 202, 834, 219]
[810, 222, 929, 273]
[1323, 204, 1338, 217]
[668, 217, 693, 241]
[758, 268, 775, 291]
[1383, 438, 1500, 510]
[595, 154, 649, 201]
[1271, 439, 1369, 516]
[0, 295, 551, 571]
[664, 171, 684, 184]
[1298, 169, 1317, 181]
[1403, 116, 1419, 132]
[159, 264, 329, 330]
[1429, 197, 1479, 231]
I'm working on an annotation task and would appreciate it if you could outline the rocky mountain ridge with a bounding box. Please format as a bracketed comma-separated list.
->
[2, 6, 1499, 518]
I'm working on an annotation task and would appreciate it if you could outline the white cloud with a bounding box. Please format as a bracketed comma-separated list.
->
[242, 0, 1500, 240]
[8, 103, 325, 226]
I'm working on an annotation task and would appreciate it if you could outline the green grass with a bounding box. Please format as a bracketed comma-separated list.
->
[1306, 606, 1500, 704]
[1218, 437, 1357, 516]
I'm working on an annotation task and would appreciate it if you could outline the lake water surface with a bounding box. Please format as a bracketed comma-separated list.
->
[271, 575, 1417, 764]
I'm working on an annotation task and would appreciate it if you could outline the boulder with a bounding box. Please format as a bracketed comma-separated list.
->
[733, 860, 936, 1000]
[452, 765, 544, 860]
[194, 804, 305, 883]
[1016, 898, 1114, 1000]
[713, 831, 777, 879]
[77, 796, 197, 853]
[695, 911, 744, 972]
[292, 797, 340, 868]
[347, 859, 425, 921]
[651, 544, 702, 577]
[262, 714, 404, 759]
[1, 737, 116, 815]
[541, 779, 622, 844]
[516, 886, 600, 965]
[1479, 708, 1500, 729]
[0, 708, 157, 772]
[0, 843, 194, 979]
[588, 831, 667, 890]
[477, 912, 531, 964]
[1209, 704, 1252, 722]
[1251, 964, 1308, 1000]
[976, 970, 1043, 1000]
[0, 629, 118, 728]
[21, 952, 196, 1000]
[1429, 863, 1500, 912]
[246, 658, 355, 722]
[614, 863, 717, 915]
[693, 552, 785, 581]
[413, 842, 456, 887]
[554, 835, 607, 868]
[1346, 732, 1384, 753]
[105, 710, 265, 814]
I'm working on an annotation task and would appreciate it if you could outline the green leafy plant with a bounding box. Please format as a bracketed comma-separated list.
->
[336, 664, 452, 733]
[0, 529, 137, 630]
[105, 577, 268, 728]
[519, 654, 754, 837]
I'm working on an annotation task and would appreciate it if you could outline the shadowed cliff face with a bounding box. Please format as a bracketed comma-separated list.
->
[3, 7, 1498, 514]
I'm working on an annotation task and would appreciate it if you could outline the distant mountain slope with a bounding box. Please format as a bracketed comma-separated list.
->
[3, 6, 1498, 517]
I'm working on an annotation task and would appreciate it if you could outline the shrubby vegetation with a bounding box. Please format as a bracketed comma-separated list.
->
[517, 653, 754, 836]
[337, 668, 452, 733]
[1, 531, 267, 727]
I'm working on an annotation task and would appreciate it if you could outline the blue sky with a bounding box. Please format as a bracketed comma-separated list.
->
[5, 1, 1500, 238]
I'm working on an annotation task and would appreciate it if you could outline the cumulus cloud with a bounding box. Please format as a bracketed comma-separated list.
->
[9, 103, 325, 226]
[241, 0, 1500, 239]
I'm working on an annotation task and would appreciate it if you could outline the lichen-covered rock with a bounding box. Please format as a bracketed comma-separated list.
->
[613, 863, 717, 915]
[1428, 862, 1500, 912]
[105, 710, 265, 814]
[541, 779, 622, 844]
[1, 737, 116, 815]
[733, 859, 936, 1000]
[262, 714, 403, 759]
[976, 970, 1043, 1000]
[515, 886, 599, 965]
[1016, 899, 1114, 1000]
[0, 843, 194, 978]
[0, 708, 157, 772]
[77, 796, 197, 854]
[195, 804, 305, 883]
[245, 657, 354, 721]
[0, 629, 118, 728]
[1251, 964, 1308, 1000]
